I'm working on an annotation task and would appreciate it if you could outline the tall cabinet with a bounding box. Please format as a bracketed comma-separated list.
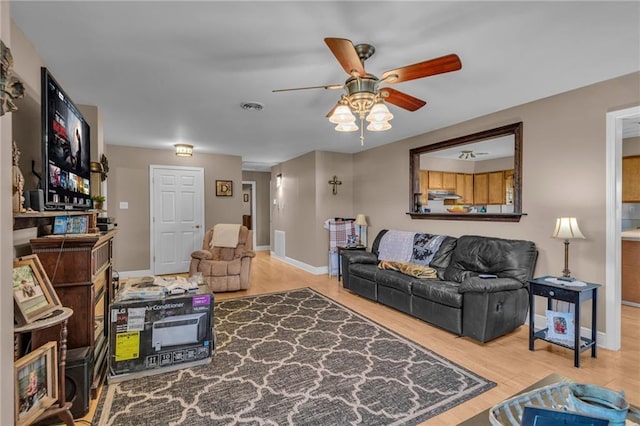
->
[30, 230, 117, 399]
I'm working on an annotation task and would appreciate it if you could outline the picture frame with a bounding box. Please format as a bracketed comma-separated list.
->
[15, 341, 59, 426]
[243, 193, 249, 202]
[13, 255, 62, 326]
[216, 180, 233, 197]
[52, 215, 88, 234]
[546, 310, 575, 341]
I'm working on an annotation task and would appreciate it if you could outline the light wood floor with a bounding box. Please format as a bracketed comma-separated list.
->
[84, 251, 639, 425]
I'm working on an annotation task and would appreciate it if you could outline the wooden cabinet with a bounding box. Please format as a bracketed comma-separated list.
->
[455, 173, 474, 205]
[504, 169, 515, 205]
[488, 171, 505, 204]
[30, 230, 116, 399]
[419, 170, 429, 206]
[427, 171, 456, 190]
[622, 240, 640, 304]
[474, 173, 489, 204]
[622, 156, 640, 202]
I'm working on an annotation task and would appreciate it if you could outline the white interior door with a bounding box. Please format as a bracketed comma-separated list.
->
[151, 166, 204, 275]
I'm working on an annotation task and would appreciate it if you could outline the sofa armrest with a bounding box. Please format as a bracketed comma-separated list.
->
[191, 250, 213, 260]
[458, 276, 524, 293]
[345, 251, 379, 265]
[241, 249, 256, 259]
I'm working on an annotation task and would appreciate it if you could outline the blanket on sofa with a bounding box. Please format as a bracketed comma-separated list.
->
[378, 230, 416, 262]
[378, 260, 438, 279]
[378, 231, 446, 266]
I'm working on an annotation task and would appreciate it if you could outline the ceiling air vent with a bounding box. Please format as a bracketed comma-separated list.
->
[240, 101, 264, 111]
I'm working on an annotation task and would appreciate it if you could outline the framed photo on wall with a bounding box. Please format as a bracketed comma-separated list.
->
[13, 255, 62, 326]
[14, 341, 59, 426]
[216, 180, 233, 197]
[243, 193, 249, 202]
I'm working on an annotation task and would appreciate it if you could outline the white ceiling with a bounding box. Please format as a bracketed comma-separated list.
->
[10, 1, 640, 171]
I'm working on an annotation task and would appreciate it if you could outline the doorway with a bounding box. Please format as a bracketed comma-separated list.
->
[605, 105, 640, 351]
[150, 166, 205, 275]
[242, 180, 257, 249]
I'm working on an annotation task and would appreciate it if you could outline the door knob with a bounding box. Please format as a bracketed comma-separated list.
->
[195, 225, 200, 229]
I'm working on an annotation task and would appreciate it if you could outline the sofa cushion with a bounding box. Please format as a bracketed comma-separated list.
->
[349, 263, 378, 281]
[429, 236, 458, 278]
[376, 270, 414, 294]
[378, 260, 437, 279]
[444, 235, 537, 283]
[412, 280, 463, 308]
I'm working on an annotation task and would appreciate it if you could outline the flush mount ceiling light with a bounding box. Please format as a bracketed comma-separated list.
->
[273, 37, 462, 146]
[175, 144, 193, 157]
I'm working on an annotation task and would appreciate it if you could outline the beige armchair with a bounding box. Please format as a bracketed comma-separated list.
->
[189, 225, 255, 292]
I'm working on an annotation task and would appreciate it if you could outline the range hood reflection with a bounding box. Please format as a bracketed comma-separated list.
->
[428, 190, 462, 200]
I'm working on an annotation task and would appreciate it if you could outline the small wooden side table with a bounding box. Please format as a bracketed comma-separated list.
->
[14, 307, 75, 426]
[528, 276, 601, 368]
[337, 245, 366, 281]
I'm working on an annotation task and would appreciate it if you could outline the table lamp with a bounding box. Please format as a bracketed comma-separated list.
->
[551, 217, 585, 281]
[355, 214, 368, 247]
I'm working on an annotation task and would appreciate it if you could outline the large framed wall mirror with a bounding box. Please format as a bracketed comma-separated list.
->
[409, 122, 524, 222]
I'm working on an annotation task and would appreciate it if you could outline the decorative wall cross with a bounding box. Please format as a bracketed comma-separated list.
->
[328, 175, 342, 195]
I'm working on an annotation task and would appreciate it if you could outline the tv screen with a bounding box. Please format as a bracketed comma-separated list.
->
[41, 67, 92, 210]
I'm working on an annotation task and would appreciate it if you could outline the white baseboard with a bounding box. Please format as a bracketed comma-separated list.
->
[255, 245, 270, 251]
[270, 251, 328, 275]
[117, 269, 153, 279]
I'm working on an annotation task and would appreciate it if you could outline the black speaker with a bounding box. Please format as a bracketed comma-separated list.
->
[29, 189, 44, 212]
[64, 346, 93, 419]
[34, 346, 93, 425]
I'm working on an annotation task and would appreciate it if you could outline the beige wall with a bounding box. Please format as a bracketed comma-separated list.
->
[351, 72, 640, 330]
[11, 20, 44, 191]
[106, 145, 243, 272]
[1, 3, 15, 422]
[271, 151, 354, 267]
[242, 170, 271, 247]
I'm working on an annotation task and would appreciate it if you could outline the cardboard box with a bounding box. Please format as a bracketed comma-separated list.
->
[108, 285, 214, 381]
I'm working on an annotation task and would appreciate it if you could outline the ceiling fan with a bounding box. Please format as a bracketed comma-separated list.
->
[273, 37, 462, 144]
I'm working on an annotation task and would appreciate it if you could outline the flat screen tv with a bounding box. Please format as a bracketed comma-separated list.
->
[41, 67, 92, 210]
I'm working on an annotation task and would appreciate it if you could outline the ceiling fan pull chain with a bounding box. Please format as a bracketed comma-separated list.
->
[360, 117, 365, 146]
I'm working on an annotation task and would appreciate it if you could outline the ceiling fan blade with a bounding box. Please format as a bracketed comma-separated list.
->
[380, 87, 427, 111]
[324, 37, 366, 77]
[382, 54, 462, 84]
[272, 84, 343, 93]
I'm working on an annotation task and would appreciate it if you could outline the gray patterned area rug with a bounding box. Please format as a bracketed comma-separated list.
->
[94, 288, 495, 425]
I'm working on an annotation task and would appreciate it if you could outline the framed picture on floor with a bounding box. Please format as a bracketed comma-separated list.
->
[13, 255, 62, 326]
[216, 180, 233, 196]
[15, 341, 58, 426]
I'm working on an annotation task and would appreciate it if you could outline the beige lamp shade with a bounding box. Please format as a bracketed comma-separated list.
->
[355, 214, 368, 226]
[551, 217, 586, 240]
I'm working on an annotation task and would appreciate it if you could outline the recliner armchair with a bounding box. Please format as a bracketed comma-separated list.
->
[189, 225, 255, 292]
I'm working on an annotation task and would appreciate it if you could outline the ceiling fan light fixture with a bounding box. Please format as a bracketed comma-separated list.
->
[459, 150, 475, 160]
[366, 101, 394, 123]
[335, 122, 358, 132]
[329, 104, 356, 124]
[366, 120, 391, 132]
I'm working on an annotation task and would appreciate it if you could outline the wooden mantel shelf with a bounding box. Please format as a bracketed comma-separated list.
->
[13, 210, 101, 231]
